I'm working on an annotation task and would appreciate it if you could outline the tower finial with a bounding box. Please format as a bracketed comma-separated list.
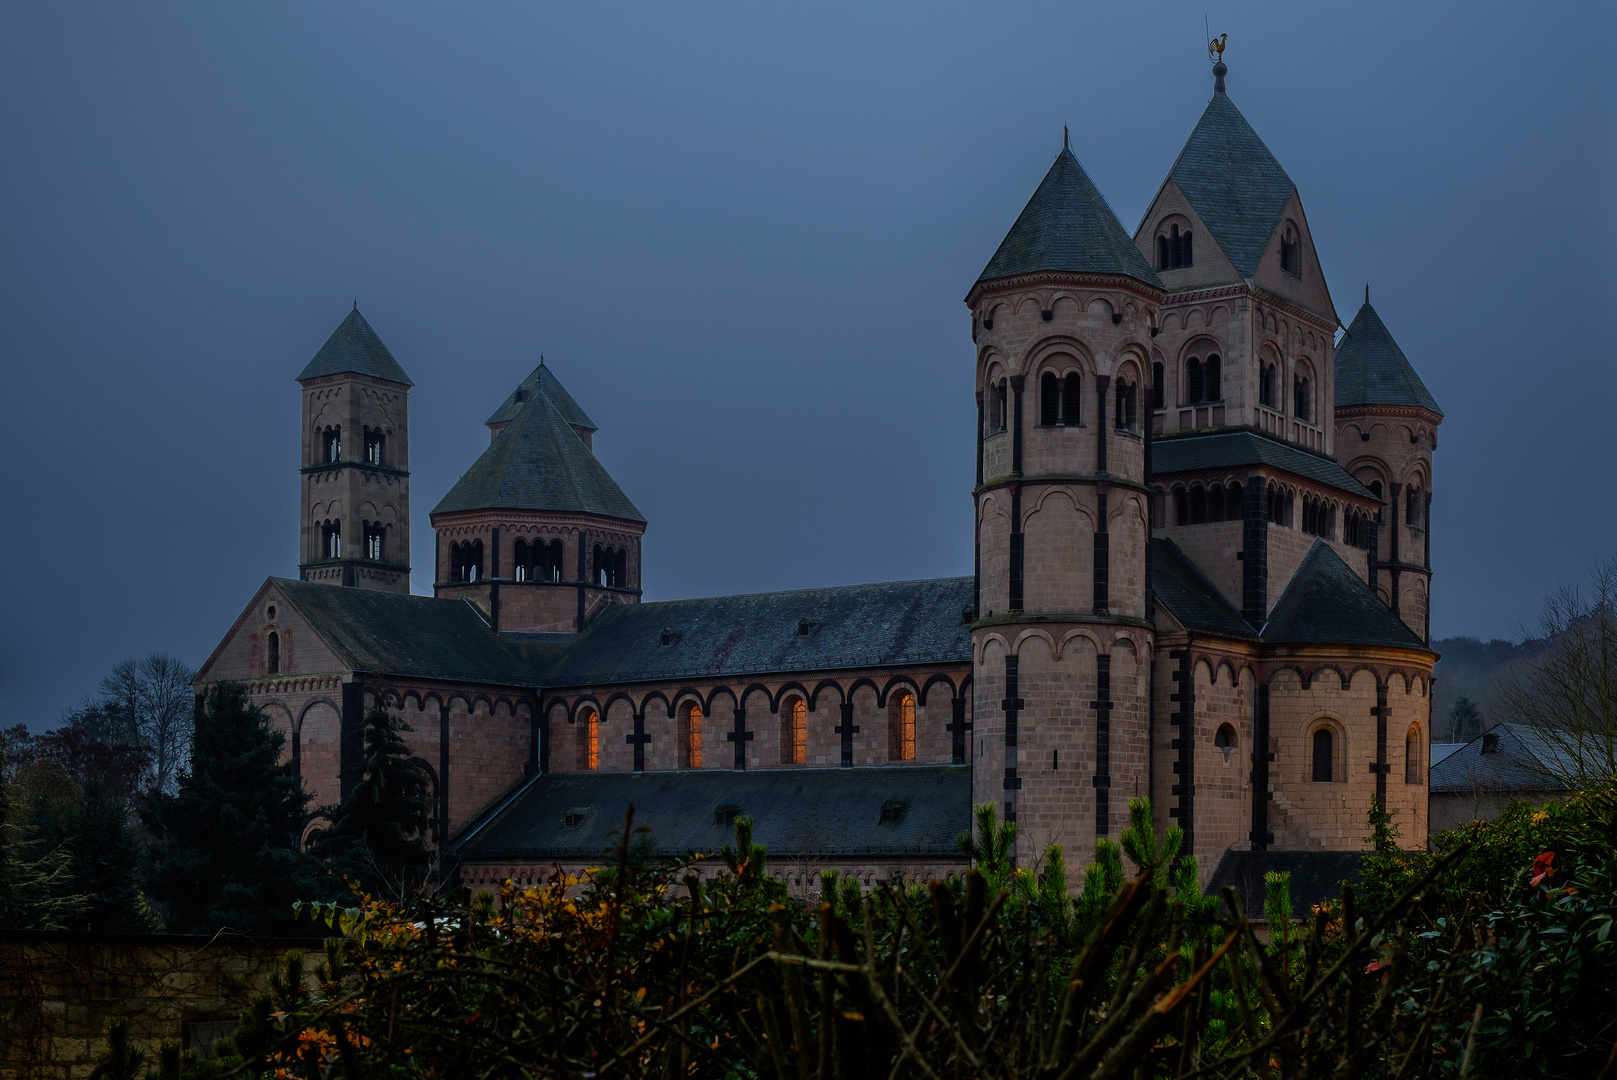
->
[353, 297, 358, 311]
[1209, 32, 1227, 94]
[539, 354, 545, 367]
[1063, 124, 1069, 151]
[1365, 284, 1370, 304]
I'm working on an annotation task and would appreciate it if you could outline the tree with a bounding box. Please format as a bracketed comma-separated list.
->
[56, 776, 161, 932]
[0, 729, 85, 929]
[310, 704, 433, 898]
[141, 683, 331, 934]
[1446, 693, 1483, 742]
[98, 653, 196, 794]
[1498, 555, 1617, 789]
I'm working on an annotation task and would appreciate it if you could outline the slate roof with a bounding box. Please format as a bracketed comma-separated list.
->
[295, 308, 414, 386]
[1151, 431, 1375, 500]
[541, 578, 974, 688]
[454, 766, 971, 860]
[1206, 850, 1364, 920]
[432, 394, 644, 521]
[1335, 301, 1443, 415]
[1149, 539, 1256, 640]
[977, 147, 1163, 288]
[486, 362, 597, 432]
[271, 579, 536, 686]
[1262, 541, 1428, 649]
[1428, 724, 1574, 795]
[1165, 89, 1296, 279]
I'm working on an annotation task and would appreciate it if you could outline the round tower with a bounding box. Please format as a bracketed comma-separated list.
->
[967, 138, 1165, 868]
[1333, 291, 1442, 642]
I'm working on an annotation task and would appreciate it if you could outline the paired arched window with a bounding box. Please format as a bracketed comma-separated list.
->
[1157, 223, 1194, 270]
[1405, 725, 1422, 784]
[1344, 509, 1370, 548]
[1259, 363, 1278, 408]
[578, 709, 600, 771]
[594, 545, 629, 588]
[890, 693, 916, 761]
[781, 698, 807, 765]
[321, 426, 341, 464]
[362, 427, 385, 467]
[449, 539, 484, 583]
[320, 520, 342, 559]
[1280, 225, 1302, 278]
[1151, 362, 1165, 410]
[1266, 485, 1294, 527]
[1300, 497, 1335, 539]
[1311, 727, 1334, 783]
[514, 537, 566, 582]
[266, 631, 280, 675]
[1172, 481, 1244, 526]
[1293, 374, 1312, 422]
[1405, 486, 1423, 528]
[1184, 355, 1221, 404]
[1114, 379, 1138, 432]
[362, 522, 385, 561]
[684, 702, 703, 769]
[1038, 371, 1083, 426]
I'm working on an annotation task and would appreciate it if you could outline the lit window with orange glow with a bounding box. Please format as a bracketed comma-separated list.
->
[789, 699, 807, 765]
[895, 693, 916, 761]
[686, 702, 703, 769]
[579, 709, 599, 771]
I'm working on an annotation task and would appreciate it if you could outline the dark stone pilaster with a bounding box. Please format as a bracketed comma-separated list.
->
[948, 696, 970, 765]
[1010, 376, 1024, 476]
[341, 680, 365, 800]
[726, 708, 753, 770]
[835, 704, 859, 768]
[1389, 483, 1402, 618]
[1002, 656, 1024, 830]
[1090, 653, 1113, 835]
[1168, 649, 1195, 855]
[1093, 490, 1110, 614]
[490, 526, 501, 631]
[1250, 682, 1271, 849]
[439, 702, 451, 841]
[1009, 488, 1024, 613]
[626, 709, 650, 772]
[575, 530, 587, 630]
[1241, 477, 1268, 628]
[1371, 681, 1391, 804]
[1094, 374, 1110, 473]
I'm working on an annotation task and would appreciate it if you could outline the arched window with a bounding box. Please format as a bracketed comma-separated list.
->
[1114, 380, 1136, 432]
[617, 548, 629, 588]
[1152, 362, 1165, 409]
[1063, 372, 1083, 426]
[992, 381, 1008, 432]
[1186, 357, 1204, 405]
[1280, 226, 1301, 277]
[363, 428, 385, 466]
[1406, 486, 1421, 528]
[266, 631, 280, 675]
[1174, 487, 1188, 526]
[579, 709, 600, 771]
[1204, 355, 1221, 401]
[1208, 484, 1225, 523]
[1284, 492, 1295, 528]
[363, 523, 384, 561]
[1311, 728, 1334, 783]
[1157, 235, 1169, 269]
[322, 426, 341, 464]
[467, 540, 483, 582]
[1161, 223, 1193, 269]
[1040, 372, 1059, 426]
[685, 702, 703, 769]
[549, 539, 565, 581]
[449, 542, 463, 582]
[1266, 485, 1280, 524]
[514, 538, 529, 581]
[891, 693, 916, 761]
[1228, 482, 1245, 518]
[1260, 363, 1277, 408]
[782, 698, 807, 765]
[1189, 486, 1207, 525]
[1369, 480, 1384, 523]
[1405, 725, 1422, 784]
[1214, 723, 1236, 760]
[321, 521, 342, 559]
[1294, 375, 1312, 422]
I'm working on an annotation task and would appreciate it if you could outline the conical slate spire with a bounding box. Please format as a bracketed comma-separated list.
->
[1165, 89, 1296, 279]
[296, 307, 414, 386]
[1335, 300, 1442, 415]
[977, 146, 1162, 288]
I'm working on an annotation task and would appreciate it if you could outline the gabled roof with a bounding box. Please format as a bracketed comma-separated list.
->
[540, 578, 973, 688]
[454, 766, 970, 861]
[977, 146, 1163, 288]
[486, 362, 597, 432]
[1428, 724, 1574, 795]
[1149, 539, 1256, 640]
[432, 394, 644, 521]
[1262, 541, 1427, 649]
[1335, 300, 1443, 415]
[270, 578, 536, 686]
[1150, 431, 1375, 500]
[1165, 90, 1296, 279]
[295, 308, 414, 386]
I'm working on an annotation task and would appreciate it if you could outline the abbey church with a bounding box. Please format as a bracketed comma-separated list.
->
[195, 59, 1443, 899]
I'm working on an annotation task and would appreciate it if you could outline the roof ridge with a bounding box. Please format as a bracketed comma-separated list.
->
[630, 576, 975, 610]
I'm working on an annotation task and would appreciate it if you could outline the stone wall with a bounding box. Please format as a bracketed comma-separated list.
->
[0, 931, 311, 1080]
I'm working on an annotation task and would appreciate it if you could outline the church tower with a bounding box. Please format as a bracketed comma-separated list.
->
[296, 307, 413, 593]
[430, 360, 645, 632]
[967, 137, 1165, 868]
[1333, 293, 1442, 642]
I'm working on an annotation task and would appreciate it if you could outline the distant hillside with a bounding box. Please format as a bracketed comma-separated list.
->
[1430, 636, 1547, 742]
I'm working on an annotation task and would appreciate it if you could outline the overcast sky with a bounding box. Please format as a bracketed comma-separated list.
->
[2, 2, 1613, 727]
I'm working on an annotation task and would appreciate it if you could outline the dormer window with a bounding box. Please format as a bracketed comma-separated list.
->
[363, 428, 385, 466]
[1157, 223, 1193, 270]
[1280, 226, 1302, 278]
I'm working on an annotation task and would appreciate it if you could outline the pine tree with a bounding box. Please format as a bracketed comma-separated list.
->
[311, 704, 433, 897]
[141, 684, 331, 934]
[57, 777, 161, 932]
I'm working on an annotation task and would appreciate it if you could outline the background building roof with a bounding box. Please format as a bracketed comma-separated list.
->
[1164, 88, 1296, 280]
[976, 146, 1162, 288]
[295, 307, 414, 386]
[1335, 299, 1443, 415]
[1428, 723, 1575, 795]
[432, 394, 644, 521]
[454, 765, 971, 860]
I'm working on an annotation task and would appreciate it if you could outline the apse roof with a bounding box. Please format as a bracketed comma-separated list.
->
[1262, 541, 1428, 649]
[295, 308, 414, 386]
[977, 145, 1163, 288]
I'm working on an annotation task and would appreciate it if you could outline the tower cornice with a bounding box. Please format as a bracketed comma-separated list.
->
[965, 270, 1165, 310]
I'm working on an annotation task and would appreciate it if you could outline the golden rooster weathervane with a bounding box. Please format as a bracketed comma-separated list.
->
[1208, 33, 1227, 64]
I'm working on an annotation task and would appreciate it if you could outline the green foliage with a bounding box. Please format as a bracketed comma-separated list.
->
[141, 683, 332, 934]
[0, 728, 86, 929]
[87, 1017, 144, 1080]
[55, 776, 161, 932]
[309, 704, 433, 898]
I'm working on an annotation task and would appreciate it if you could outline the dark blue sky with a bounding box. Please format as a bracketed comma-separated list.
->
[2, 2, 1613, 728]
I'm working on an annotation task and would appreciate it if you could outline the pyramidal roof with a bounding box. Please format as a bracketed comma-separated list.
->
[1335, 299, 1442, 415]
[1263, 541, 1427, 649]
[433, 393, 643, 522]
[296, 307, 414, 386]
[486, 361, 597, 432]
[1165, 82, 1296, 280]
[977, 144, 1162, 288]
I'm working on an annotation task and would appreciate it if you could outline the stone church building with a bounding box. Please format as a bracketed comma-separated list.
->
[195, 60, 1442, 897]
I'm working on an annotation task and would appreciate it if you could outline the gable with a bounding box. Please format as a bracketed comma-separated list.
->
[1250, 191, 1337, 324]
[1132, 180, 1241, 291]
[194, 580, 349, 686]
